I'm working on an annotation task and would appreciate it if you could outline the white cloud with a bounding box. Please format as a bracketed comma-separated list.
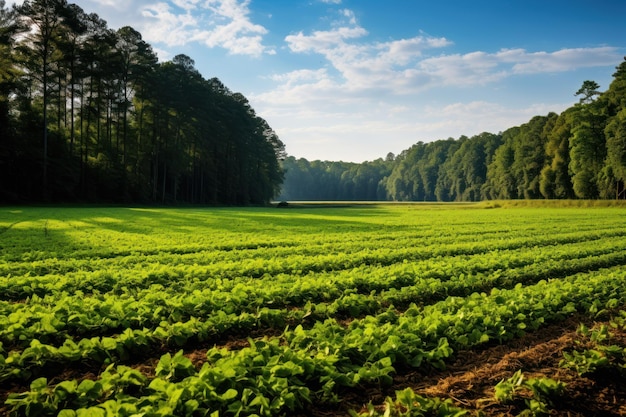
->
[415, 52, 507, 87]
[284, 20, 452, 94]
[251, 7, 622, 161]
[171, 0, 201, 11]
[277, 23, 621, 99]
[340, 9, 356, 25]
[413, 47, 621, 88]
[151, 46, 172, 62]
[187, 1, 272, 56]
[504, 47, 620, 74]
[138, 0, 273, 56]
[140, 2, 199, 46]
[428, 101, 567, 132]
[84, 0, 126, 8]
[286, 26, 368, 52]
[269, 68, 330, 85]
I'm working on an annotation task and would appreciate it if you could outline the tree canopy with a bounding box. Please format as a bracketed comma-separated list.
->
[0, 0, 284, 204]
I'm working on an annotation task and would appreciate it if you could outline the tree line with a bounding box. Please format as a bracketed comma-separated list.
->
[0, 0, 285, 204]
[278, 59, 626, 202]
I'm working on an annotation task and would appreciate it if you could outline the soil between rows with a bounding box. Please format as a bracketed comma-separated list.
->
[2, 314, 626, 416]
[329, 314, 626, 417]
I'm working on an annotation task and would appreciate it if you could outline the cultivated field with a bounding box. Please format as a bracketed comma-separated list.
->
[1, 203, 626, 416]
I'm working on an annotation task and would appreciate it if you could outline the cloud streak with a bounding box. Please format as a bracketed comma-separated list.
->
[5, 0, 273, 57]
[196, 0, 273, 55]
[278, 16, 620, 98]
[249, 6, 622, 161]
[255, 9, 620, 123]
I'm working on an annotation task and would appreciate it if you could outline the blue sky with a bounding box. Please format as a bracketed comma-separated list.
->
[8, 0, 626, 162]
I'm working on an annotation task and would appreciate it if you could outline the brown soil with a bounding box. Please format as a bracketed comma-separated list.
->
[329, 314, 626, 416]
[2, 315, 626, 416]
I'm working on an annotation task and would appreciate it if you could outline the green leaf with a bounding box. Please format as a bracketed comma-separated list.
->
[101, 337, 117, 351]
[148, 377, 169, 392]
[30, 377, 48, 391]
[167, 387, 185, 407]
[55, 380, 78, 401]
[270, 361, 304, 377]
[155, 352, 172, 378]
[56, 380, 78, 394]
[220, 388, 238, 401]
[185, 399, 200, 414]
[77, 380, 103, 401]
[378, 356, 392, 368]
[76, 407, 106, 417]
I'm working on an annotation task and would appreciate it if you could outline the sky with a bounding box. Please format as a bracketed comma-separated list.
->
[7, 0, 626, 162]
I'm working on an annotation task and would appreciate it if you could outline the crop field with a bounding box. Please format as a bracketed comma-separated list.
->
[2, 203, 626, 416]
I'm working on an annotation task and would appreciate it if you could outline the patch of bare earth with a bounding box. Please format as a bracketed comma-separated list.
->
[3, 316, 626, 416]
[340, 314, 626, 416]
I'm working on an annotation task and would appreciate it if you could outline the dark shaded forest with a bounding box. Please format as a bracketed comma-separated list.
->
[0, 0, 285, 205]
[278, 59, 626, 202]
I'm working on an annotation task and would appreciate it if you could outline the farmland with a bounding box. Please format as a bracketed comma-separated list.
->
[1, 203, 626, 416]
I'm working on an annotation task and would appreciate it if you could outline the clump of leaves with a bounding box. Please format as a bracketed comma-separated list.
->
[351, 387, 468, 417]
[560, 322, 626, 377]
[494, 370, 566, 417]
[560, 349, 610, 376]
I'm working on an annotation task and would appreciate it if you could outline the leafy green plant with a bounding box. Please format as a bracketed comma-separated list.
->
[3, 206, 626, 415]
[494, 370, 565, 416]
[493, 369, 525, 403]
[154, 350, 196, 381]
[560, 349, 610, 376]
[350, 387, 468, 416]
[523, 376, 566, 399]
[560, 321, 626, 376]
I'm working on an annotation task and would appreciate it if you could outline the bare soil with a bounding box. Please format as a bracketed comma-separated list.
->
[325, 314, 626, 416]
[2, 315, 626, 416]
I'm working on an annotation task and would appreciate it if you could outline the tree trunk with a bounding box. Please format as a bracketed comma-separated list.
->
[42, 51, 48, 200]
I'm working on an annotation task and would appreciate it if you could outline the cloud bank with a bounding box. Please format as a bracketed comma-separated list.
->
[248, 6, 621, 160]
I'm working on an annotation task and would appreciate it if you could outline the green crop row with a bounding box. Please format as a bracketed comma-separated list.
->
[1, 217, 622, 294]
[2, 206, 626, 416]
[2, 236, 625, 353]
[5, 266, 626, 416]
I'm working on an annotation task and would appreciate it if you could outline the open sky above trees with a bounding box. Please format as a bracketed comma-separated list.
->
[6, 0, 625, 162]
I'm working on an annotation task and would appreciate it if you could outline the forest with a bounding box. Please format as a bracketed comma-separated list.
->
[0, 0, 285, 205]
[2, 2, 625, 205]
[277, 59, 626, 202]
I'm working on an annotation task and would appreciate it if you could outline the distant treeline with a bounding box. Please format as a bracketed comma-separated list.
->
[0, 0, 285, 204]
[278, 58, 626, 202]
